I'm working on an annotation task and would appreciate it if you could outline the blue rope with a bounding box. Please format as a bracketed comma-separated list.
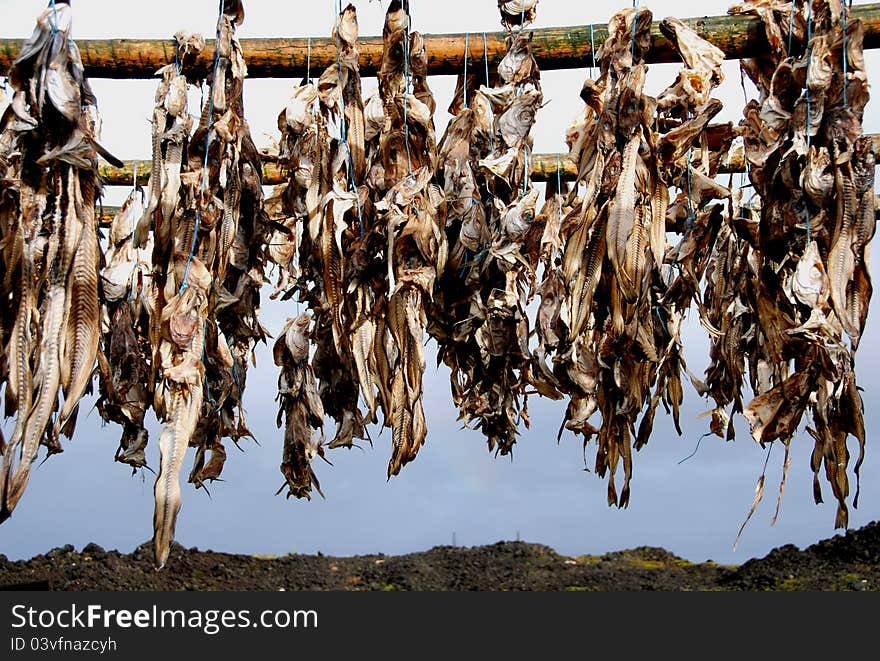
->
[842, 2, 850, 110]
[202, 322, 217, 408]
[463, 32, 469, 109]
[333, 0, 364, 234]
[557, 153, 564, 225]
[483, 32, 490, 87]
[515, 83, 529, 197]
[674, 151, 697, 264]
[589, 24, 596, 77]
[685, 156, 696, 233]
[307, 35, 312, 82]
[556, 153, 562, 195]
[402, 11, 414, 177]
[805, 6, 813, 150]
[804, 4, 812, 243]
[627, 2, 639, 84]
[49, 0, 59, 37]
[739, 66, 753, 193]
[231, 357, 243, 397]
[787, 1, 797, 55]
[130, 162, 138, 243]
[180, 0, 225, 296]
[128, 162, 139, 303]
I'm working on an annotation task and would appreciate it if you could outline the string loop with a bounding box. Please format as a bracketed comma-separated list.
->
[463, 32, 469, 109]
[180, 0, 226, 295]
[589, 24, 596, 77]
[333, 0, 365, 232]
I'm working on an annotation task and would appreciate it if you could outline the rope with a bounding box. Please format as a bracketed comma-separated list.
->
[483, 32, 491, 87]
[49, 0, 59, 33]
[739, 66, 753, 196]
[627, 2, 639, 84]
[402, 9, 414, 177]
[130, 162, 138, 244]
[180, 0, 225, 296]
[513, 79, 529, 197]
[589, 24, 596, 77]
[787, 0, 797, 55]
[128, 162, 139, 302]
[307, 35, 311, 82]
[685, 153, 696, 233]
[843, 1, 850, 110]
[48, 0, 59, 37]
[556, 153, 562, 195]
[556, 153, 564, 226]
[683, 104, 696, 235]
[202, 321, 218, 408]
[463, 32, 469, 109]
[333, 0, 364, 233]
[804, 3, 813, 243]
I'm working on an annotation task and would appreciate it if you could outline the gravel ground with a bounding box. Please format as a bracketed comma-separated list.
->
[1, 521, 877, 591]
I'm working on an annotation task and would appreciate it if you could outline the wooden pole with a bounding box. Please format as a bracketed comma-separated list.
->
[2, 4, 879, 79]
[99, 133, 880, 186]
[94, 195, 880, 226]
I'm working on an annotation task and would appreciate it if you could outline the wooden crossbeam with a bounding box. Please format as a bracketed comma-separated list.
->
[98, 133, 880, 186]
[2, 4, 878, 79]
[93, 194, 880, 227]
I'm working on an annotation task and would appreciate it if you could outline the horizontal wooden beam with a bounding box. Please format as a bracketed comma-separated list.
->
[94, 194, 880, 227]
[2, 4, 879, 79]
[98, 133, 880, 186]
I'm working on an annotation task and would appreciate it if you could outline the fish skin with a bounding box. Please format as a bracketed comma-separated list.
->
[353, 318, 378, 420]
[622, 194, 648, 309]
[274, 313, 326, 500]
[153, 262, 209, 569]
[153, 381, 203, 569]
[321, 197, 346, 354]
[388, 371, 412, 479]
[54, 174, 100, 441]
[341, 58, 366, 183]
[562, 150, 604, 284]
[0, 177, 48, 520]
[217, 154, 241, 282]
[0, 277, 34, 521]
[159, 119, 187, 227]
[8, 170, 80, 513]
[606, 135, 641, 303]
[827, 160, 858, 338]
[650, 180, 668, 272]
[136, 106, 166, 248]
[569, 214, 607, 339]
[657, 99, 723, 166]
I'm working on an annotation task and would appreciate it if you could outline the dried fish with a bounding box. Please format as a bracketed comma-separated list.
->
[542, 7, 735, 508]
[433, 3, 543, 456]
[0, 2, 117, 521]
[711, 0, 873, 531]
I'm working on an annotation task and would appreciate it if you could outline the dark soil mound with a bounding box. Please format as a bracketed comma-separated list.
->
[1, 522, 878, 591]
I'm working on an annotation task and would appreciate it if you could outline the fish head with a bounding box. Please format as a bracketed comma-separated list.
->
[790, 240, 830, 309]
[334, 4, 359, 49]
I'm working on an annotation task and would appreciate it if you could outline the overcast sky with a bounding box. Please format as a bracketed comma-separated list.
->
[0, 0, 877, 567]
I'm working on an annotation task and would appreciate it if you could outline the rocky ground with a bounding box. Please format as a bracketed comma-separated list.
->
[1, 522, 878, 591]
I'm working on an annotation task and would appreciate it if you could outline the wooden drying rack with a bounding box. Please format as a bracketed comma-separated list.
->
[1, 4, 878, 188]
